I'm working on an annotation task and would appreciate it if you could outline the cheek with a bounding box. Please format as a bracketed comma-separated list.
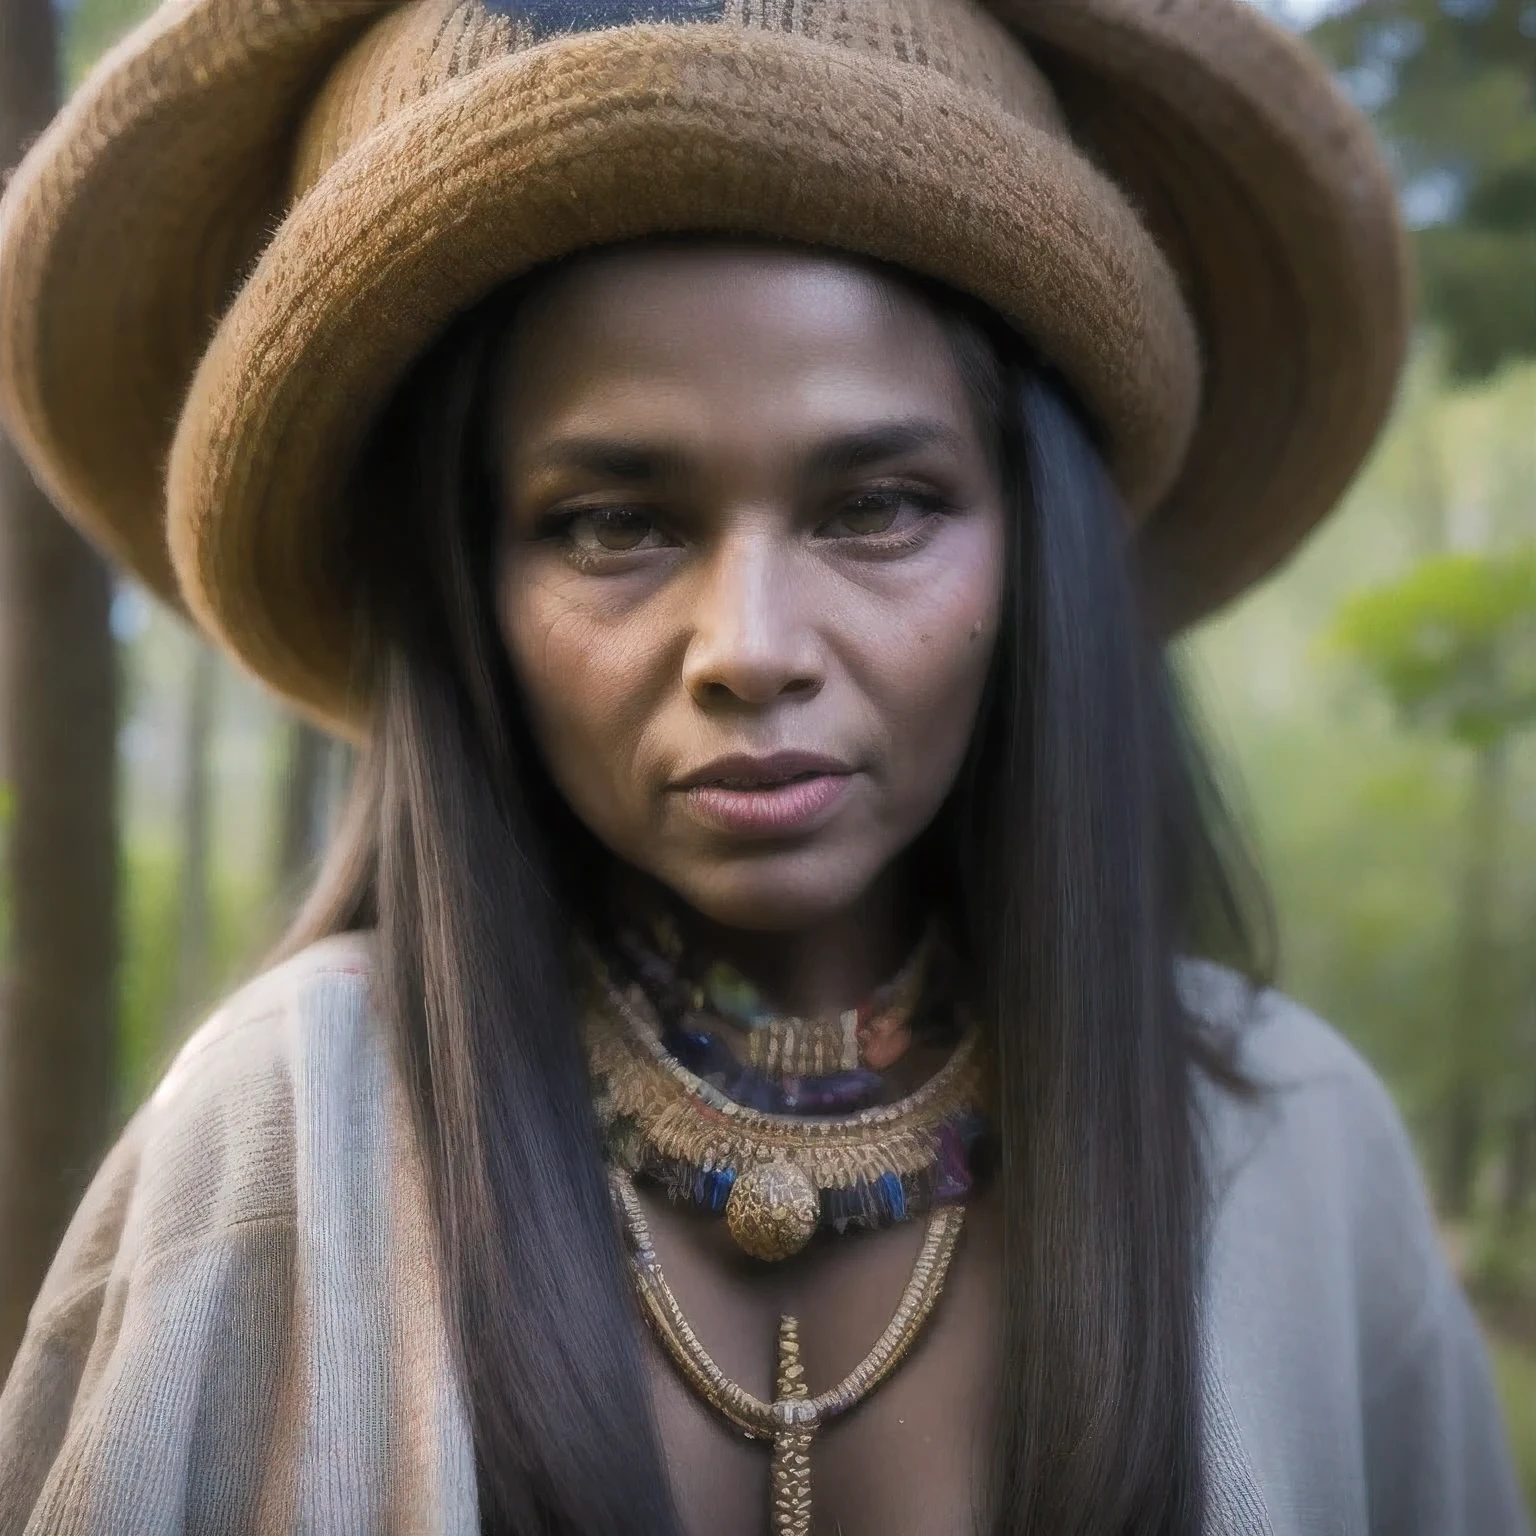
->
[498, 564, 654, 807]
[857, 522, 1005, 799]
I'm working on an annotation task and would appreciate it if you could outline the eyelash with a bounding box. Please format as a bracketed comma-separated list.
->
[529, 509, 669, 575]
[827, 489, 954, 555]
[535, 487, 956, 572]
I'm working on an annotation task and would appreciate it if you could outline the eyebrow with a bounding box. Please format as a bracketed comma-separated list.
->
[800, 420, 965, 479]
[533, 439, 689, 482]
[529, 419, 966, 484]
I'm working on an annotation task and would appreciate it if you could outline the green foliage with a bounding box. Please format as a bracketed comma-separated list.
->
[117, 829, 282, 1116]
[117, 836, 181, 1111]
[1417, 224, 1536, 380]
[1490, 1336, 1536, 1515]
[1191, 705, 1470, 1124]
[1329, 546, 1536, 749]
[62, 0, 161, 88]
[1309, 0, 1536, 378]
[1473, 1208, 1536, 1307]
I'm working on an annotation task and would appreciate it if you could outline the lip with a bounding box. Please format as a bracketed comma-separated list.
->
[670, 751, 857, 838]
[672, 750, 855, 790]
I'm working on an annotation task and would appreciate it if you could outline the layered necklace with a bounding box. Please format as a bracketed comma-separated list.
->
[580, 916, 987, 1535]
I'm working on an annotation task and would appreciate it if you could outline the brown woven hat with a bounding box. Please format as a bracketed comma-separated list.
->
[0, 0, 1407, 735]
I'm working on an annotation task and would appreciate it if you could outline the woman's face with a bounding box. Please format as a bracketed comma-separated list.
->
[494, 244, 1007, 931]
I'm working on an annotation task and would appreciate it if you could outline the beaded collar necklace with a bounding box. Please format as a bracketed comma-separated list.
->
[581, 924, 987, 1260]
[611, 913, 951, 1110]
[636, 911, 937, 1078]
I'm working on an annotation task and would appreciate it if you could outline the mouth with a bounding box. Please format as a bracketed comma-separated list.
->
[670, 752, 857, 837]
[672, 751, 855, 791]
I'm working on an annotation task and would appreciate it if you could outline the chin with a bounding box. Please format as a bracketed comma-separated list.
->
[665, 851, 880, 932]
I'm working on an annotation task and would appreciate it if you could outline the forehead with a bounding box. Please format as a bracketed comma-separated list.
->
[496, 245, 978, 445]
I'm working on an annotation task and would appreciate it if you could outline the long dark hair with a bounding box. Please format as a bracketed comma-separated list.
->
[282, 243, 1271, 1536]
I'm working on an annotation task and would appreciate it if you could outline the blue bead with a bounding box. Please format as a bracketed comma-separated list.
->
[693, 1166, 735, 1214]
[877, 1171, 906, 1222]
[712, 1168, 736, 1212]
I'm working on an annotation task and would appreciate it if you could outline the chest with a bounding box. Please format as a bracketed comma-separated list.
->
[635, 1190, 1003, 1536]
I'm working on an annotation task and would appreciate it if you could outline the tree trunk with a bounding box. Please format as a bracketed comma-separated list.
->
[274, 719, 329, 899]
[0, 0, 120, 1377]
[174, 645, 218, 1022]
[1437, 737, 1508, 1217]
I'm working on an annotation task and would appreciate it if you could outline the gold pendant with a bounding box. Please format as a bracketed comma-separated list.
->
[725, 1159, 822, 1262]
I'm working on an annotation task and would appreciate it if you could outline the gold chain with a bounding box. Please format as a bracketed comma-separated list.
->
[611, 1172, 965, 1535]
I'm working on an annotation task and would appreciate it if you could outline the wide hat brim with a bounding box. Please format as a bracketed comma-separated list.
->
[0, 0, 1407, 736]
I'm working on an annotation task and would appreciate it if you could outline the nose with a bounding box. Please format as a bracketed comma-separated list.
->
[680, 529, 823, 708]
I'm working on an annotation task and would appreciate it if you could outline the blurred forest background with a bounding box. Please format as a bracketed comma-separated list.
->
[0, 0, 1532, 1509]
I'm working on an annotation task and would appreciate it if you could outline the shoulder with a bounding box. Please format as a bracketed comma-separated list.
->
[1178, 980, 1530, 1531]
[146, 930, 377, 1115]
[1179, 957, 1429, 1233]
[14, 931, 385, 1345]
[116, 932, 385, 1256]
[1179, 956, 1410, 1147]
[0, 933, 475, 1528]
[1182, 962, 1459, 1415]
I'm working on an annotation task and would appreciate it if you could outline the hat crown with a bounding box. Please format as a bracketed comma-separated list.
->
[293, 0, 1067, 201]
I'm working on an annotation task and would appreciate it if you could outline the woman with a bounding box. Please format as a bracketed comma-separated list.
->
[0, 1, 1526, 1533]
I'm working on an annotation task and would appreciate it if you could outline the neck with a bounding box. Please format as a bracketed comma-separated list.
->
[612, 863, 922, 1018]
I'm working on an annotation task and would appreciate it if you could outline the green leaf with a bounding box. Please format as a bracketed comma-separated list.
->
[1330, 546, 1536, 748]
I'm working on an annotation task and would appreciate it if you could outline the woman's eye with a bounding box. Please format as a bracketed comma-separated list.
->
[820, 490, 945, 541]
[564, 508, 667, 553]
